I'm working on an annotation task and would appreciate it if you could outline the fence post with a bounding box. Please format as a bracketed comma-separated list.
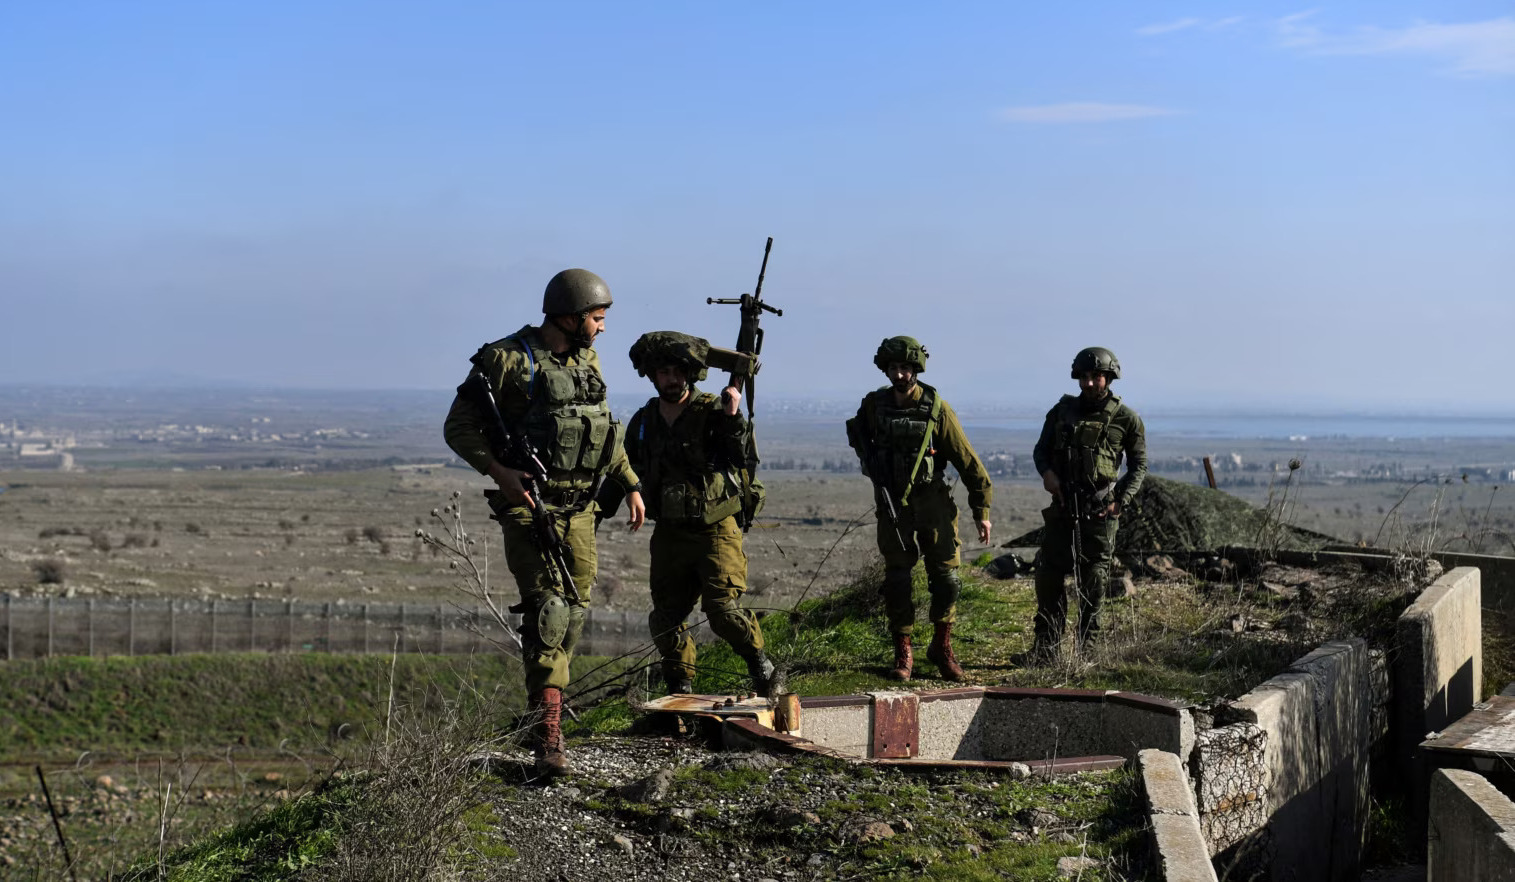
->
[128, 598, 136, 656]
[362, 604, 370, 654]
[436, 603, 444, 654]
[169, 599, 176, 656]
[88, 598, 95, 657]
[249, 599, 256, 652]
[46, 596, 53, 658]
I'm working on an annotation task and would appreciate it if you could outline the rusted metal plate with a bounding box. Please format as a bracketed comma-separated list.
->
[870, 694, 918, 759]
[1422, 696, 1515, 757]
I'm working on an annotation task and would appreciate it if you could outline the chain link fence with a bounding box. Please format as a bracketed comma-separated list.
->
[0, 594, 667, 660]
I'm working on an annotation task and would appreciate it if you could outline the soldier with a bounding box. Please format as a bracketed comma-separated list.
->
[846, 336, 993, 682]
[623, 331, 777, 697]
[443, 268, 645, 779]
[1031, 346, 1147, 660]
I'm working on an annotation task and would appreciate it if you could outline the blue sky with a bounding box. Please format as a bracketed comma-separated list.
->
[1, 2, 1511, 413]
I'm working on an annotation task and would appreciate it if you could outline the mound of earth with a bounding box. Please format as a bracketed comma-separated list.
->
[1002, 475, 1338, 553]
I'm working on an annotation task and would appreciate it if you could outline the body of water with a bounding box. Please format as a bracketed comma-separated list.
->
[965, 414, 1515, 440]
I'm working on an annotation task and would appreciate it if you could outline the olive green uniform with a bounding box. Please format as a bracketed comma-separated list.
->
[443, 324, 639, 694]
[1031, 393, 1146, 648]
[625, 389, 764, 684]
[847, 383, 993, 634]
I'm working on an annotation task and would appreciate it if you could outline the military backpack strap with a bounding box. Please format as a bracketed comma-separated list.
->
[898, 389, 944, 505]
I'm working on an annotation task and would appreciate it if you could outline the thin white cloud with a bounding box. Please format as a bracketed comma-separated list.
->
[996, 103, 1182, 124]
[1137, 16, 1245, 36]
[1275, 13, 1515, 76]
[1137, 18, 1201, 36]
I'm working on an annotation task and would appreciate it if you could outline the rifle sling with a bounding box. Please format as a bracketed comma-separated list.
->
[898, 392, 943, 506]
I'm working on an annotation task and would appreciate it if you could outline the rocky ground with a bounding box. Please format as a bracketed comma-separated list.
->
[467, 735, 1142, 882]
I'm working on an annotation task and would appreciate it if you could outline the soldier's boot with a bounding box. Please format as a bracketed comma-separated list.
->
[887, 634, 914, 681]
[661, 660, 693, 696]
[529, 688, 570, 780]
[742, 649, 784, 699]
[926, 623, 966, 682]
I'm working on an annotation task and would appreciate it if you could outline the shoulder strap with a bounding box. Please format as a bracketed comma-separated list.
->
[506, 333, 539, 401]
[900, 387, 944, 504]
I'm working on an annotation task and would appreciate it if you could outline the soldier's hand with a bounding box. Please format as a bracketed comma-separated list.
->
[976, 519, 992, 544]
[1103, 500, 1120, 519]
[1041, 470, 1062, 503]
[721, 385, 742, 416]
[487, 462, 535, 509]
[625, 491, 646, 532]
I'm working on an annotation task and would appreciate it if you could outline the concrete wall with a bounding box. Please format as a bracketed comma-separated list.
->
[1193, 640, 1373, 882]
[1139, 749, 1219, 882]
[1396, 566, 1483, 834]
[1428, 769, 1515, 882]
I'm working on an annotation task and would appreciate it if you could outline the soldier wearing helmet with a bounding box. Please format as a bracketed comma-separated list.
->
[443, 268, 646, 779]
[621, 331, 778, 697]
[1030, 347, 1147, 661]
[845, 336, 993, 682]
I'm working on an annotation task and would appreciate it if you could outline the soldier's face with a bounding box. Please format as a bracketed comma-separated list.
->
[579, 308, 608, 342]
[1078, 371, 1111, 400]
[653, 365, 690, 403]
[886, 362, 917, 393]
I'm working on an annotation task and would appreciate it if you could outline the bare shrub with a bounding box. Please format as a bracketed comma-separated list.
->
[185, 522, 203, 534]
[345, 528, 360, 545]
[122, 533, 149, 549]
[33, 559, 67, 584]
[278, 519, 297, 530]
[284, 534, 297, 547]
[362, 526, 384, 544]
[313, 673, 509, 880]
[89, 529, 112, 552]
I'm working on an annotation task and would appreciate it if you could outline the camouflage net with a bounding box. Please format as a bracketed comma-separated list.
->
[1004, 475, 1336, 553]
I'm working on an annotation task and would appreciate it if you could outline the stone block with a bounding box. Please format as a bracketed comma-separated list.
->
[1138, 750, 1218, 882]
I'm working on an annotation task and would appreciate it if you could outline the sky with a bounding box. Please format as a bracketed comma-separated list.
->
[1, 2, 1511, 414]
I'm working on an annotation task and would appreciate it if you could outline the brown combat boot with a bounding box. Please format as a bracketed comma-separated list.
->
[887, 634, 913, 681]
[529, 687, 570, 780]
[927, 623, 965, 682]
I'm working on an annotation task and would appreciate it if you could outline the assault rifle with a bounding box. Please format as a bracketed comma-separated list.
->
[858, 435, 907, 549]
[706, 237, 782, 532]
[1060, 448, 1114, 607]
[457, 370, 581, 605]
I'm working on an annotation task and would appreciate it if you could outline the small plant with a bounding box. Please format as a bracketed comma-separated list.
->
[344, 528, 360, 545]
[362, 525, 384, 543]
[185, 522, 203, 534]
[122, 533, 149, 549]
[278, 519, 297, 530]
[33, 558, 67, 584]
[89, 529, 112, 552]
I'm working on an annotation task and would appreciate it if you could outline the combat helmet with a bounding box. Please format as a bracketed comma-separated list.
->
[1071, 347, 1121, 380]
[873, 336, 928, 373]
[542, 268, 613, 316]
[629, 331, 710, 382]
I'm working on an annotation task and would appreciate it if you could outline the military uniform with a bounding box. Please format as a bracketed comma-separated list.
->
[847, 337, 992, 681]
[624, 331, 774, 695]
[1031, 349, 1147, 654]
[443, 268, 639, 778]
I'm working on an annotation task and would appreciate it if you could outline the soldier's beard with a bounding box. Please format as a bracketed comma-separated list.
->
[890, 377, 916, 394]
[657, 382, 689, 403]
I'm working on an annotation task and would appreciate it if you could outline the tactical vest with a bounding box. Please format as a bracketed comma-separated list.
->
[868, 383, 943, 500]
[1053, 394, 1123, 490]
[632, 392, 745, 525]
[475, 331, 619, 492]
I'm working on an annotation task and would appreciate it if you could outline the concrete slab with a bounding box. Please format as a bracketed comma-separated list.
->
[1398, 566, 1482, 834]
[1428, 769, 1515, 882]
[1138, 749, 1218, 882]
